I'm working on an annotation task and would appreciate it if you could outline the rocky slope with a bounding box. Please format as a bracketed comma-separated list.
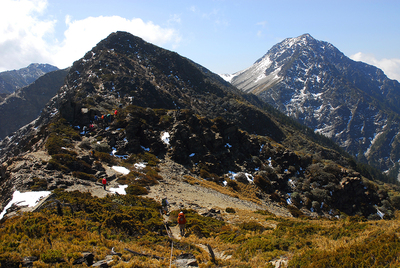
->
[227, 34, 400, 179]
[0, 68, 68, 139]
[0, 31, 397, 223]
[0, 63, 58, 94]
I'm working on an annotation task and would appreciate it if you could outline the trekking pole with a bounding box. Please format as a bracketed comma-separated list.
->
[169, 241, 174, 268]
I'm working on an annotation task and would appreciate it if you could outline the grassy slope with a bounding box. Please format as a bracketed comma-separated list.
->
[1, 189, 400, 267]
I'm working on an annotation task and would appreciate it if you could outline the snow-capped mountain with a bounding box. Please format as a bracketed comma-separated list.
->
[227, 34, 400, 178]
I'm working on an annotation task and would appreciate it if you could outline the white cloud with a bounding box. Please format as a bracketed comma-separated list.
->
[0, 0, 56, 71]
[350, 52, 400, 82]
[0, 0, 181, 71]
[53, 15, 182, 69]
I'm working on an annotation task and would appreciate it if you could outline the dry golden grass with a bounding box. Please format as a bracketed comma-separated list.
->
[3, 188, 400, 267]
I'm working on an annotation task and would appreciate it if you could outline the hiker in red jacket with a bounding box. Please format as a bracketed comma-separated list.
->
[177, 211, 187, 237]
[102, 178, 107, 190]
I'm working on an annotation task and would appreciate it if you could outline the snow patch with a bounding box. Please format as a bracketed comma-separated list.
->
[109, 185, 128, 195]
[134, 162, 146, 169]
[0, 190, 51, 219]
[161, 131, 170, 145]
[112, 166, 130, 175]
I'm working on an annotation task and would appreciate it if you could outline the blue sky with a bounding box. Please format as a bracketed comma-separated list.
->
[1, 0, 400, 81]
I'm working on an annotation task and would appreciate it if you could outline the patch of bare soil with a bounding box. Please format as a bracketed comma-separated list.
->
[145, 158, 291, 219]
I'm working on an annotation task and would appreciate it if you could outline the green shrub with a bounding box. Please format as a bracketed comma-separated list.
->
[123, 152, 159, 166]
[235, 236, 289, 261]
[239, 221, 265, 232]
[29, 177, 48, 191]
[40, 249, 64, 263]
[49, 153, 92, 173]
[45, 118, 81, 155]
[93, 142, 111, 153]
[96, 151, 115, 164]
[226, 207, 236, 213]
[0, 251, 22, 268]
[72, 171, 96, 181]
[126, 185, 149, 195]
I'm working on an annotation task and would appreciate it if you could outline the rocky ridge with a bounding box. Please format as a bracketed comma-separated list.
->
[0, 31, 397, 223]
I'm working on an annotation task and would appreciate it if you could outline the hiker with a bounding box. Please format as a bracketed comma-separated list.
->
[161, 198, 169, 215]
[114, 110, 118, 116]
[102, 178, 107, 190]
[177, 211, 187, 237]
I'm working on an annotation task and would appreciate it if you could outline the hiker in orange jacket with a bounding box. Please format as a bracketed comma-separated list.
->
[177, 211, 187, 237]
[102, 178, 107, 190]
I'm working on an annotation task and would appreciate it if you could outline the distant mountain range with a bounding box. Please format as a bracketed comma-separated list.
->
[0, 63, 59, 95]
[0, 68, 68, 139]
[225, 33, 400, 179]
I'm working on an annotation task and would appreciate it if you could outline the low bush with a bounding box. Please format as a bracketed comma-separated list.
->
[239, 221, 265, 232]
[95, 151, 115, 164]
[40, 249, 64, 263]
[226, 207, 236, 213]
[72, 171, 96, 181]
[29, 177, 48, 191]
[125, 185, 148, 195]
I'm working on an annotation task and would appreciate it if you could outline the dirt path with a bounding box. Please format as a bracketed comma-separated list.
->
[59, 156, 290, 219]
[145, 158, 291, 218]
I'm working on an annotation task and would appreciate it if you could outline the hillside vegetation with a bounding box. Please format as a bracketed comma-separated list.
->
[1, 31, 400, 267]
[2, 188, 400, 267]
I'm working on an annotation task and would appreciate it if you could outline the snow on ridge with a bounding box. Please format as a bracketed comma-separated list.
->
[365, 131, 384, 157]
[161, 131, 170, 145]
[219, 73, 235, 82]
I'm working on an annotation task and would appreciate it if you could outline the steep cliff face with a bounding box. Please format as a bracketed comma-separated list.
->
[229, 34, 400, 177]
[0, 32, 395, 222]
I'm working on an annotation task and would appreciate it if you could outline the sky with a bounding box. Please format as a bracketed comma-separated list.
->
[1, 0, 400, 81]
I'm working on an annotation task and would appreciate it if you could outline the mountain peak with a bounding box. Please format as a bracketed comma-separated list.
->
[231, 34, 400, 180]
[299, 33, 315, 41]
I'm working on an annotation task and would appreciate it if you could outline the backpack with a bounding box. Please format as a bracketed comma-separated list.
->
[178, 213, 186, 224]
